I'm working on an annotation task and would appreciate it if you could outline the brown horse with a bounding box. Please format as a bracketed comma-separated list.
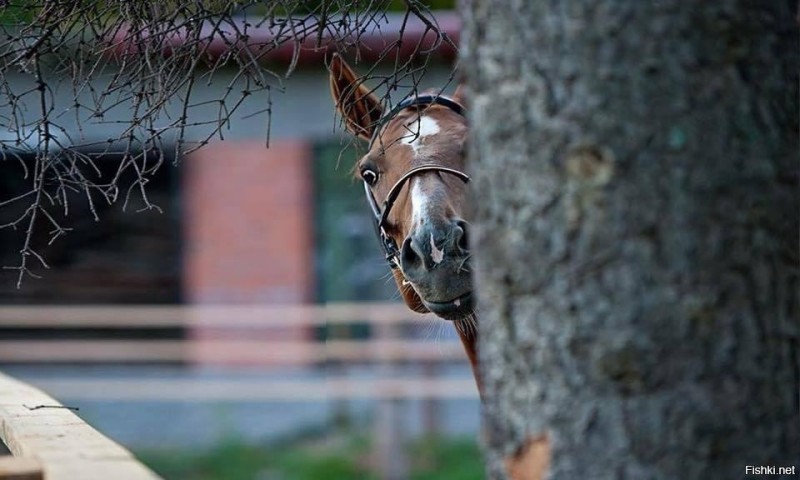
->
[328, 54, 479, 391]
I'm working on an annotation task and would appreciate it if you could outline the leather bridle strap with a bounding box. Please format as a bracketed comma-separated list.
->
[378, 165, 470, 230]
[368, 165, 469, 268]
[369, 94, 465, 149]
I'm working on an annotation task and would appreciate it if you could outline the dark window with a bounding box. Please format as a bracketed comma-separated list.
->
[0, 148, 181, 305]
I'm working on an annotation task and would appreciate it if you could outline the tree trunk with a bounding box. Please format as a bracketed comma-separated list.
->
[461, 1, 798, 479]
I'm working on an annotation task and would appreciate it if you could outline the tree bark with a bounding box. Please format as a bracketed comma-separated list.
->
[461, 1, 799, 479]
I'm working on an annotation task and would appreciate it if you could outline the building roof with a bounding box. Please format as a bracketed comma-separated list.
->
[109, 11, 460, 67]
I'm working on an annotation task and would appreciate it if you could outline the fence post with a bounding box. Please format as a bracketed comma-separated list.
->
[420, 360, 440, 438]
[372, 319, 409, 480]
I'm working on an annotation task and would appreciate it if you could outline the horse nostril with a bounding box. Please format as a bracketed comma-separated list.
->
[401, 236, 422, 270]
[454, 219, 469, 253]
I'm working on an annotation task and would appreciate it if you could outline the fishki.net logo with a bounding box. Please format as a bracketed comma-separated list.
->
[745, 465, 796, 476]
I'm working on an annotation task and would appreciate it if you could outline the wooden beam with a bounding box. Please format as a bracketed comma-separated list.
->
[0, 372, 161, 480]
[26, 377, 479, 401]
[0, 339, 465, 364]
[0, 303, 436, 328]
[0, 341, 186, 363]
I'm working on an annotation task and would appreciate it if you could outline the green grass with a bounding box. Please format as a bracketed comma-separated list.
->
[137, 433, 482, 480]
[408, 436, 483, 480]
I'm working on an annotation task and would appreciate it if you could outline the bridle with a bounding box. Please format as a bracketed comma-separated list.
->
[363, 94, 470, 269]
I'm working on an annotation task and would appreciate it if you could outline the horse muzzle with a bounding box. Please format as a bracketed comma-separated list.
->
[399, 218, 474, 320]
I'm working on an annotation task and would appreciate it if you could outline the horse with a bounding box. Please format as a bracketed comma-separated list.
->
[328, 54, 479, 392]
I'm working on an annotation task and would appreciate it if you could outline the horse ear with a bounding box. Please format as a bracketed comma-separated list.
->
[451, 84, 467, 105]
[329, 53, 383, 141]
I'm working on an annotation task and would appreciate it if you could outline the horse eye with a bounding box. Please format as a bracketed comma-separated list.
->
[361, 169, 379, 186]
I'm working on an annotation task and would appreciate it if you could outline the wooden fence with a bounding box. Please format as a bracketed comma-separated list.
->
[0, 304, 478, 480]
[0, 303, 465, 363]
[0, 303, 478, 400]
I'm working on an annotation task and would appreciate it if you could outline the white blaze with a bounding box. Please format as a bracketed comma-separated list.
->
[406, 115, 445, 265]
[411, 180, 428, 226]
[407, 115, 442, 225]
[411, 181, 446, 266]
[402, 116, 440, 156]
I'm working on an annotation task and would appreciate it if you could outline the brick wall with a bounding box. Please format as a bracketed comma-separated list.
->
[183, 141, 314, 305]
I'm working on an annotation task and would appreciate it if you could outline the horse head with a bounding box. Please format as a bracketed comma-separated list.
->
[328, 54, 474, 324]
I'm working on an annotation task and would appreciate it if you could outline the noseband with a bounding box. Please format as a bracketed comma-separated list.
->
[363, 94, 469, 269]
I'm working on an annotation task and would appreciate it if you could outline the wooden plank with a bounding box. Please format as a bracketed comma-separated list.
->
[0, 340, 466, 364]
[0, 372, 161, 480]
[26, 377, 480, 401]
[0, 303, 436, 328]
[0, 341, 186, 363]
[191, 339, 466, 364]
[0, 306, 183, 328]
[0, 457, 43, 480]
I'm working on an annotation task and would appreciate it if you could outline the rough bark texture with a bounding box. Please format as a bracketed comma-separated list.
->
[461, 1, 799, 479]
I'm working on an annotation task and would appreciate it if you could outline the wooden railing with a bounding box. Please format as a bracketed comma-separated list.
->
[0, 303, 464, 363]
[0, 304, 478, 480]
[0, 371, 162, 480]
[0, 303, 478, 400]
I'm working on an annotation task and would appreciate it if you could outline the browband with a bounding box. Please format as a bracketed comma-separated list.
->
[369, 94, 465, 148]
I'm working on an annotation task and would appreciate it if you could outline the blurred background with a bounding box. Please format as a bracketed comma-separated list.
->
[0, 4, 482, 479]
